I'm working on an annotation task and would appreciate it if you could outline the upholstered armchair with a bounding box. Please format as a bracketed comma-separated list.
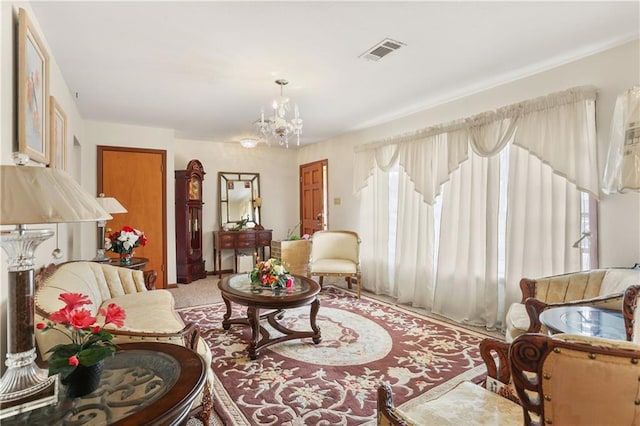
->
[511, 333, 640, 425]
[308, 230, 362, 298]
[504, 267, 640, 342]
[377, 338, 522, 425]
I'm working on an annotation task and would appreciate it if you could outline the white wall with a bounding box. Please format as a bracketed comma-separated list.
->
[174, 139, 299, 272]
[298, 39, 640, 268]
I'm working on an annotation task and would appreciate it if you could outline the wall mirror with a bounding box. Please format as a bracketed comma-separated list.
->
[218, 172, 261, 229]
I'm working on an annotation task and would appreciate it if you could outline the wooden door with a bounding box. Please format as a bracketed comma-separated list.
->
[300, 160, 328, 236]
[98, 147, 167, 288]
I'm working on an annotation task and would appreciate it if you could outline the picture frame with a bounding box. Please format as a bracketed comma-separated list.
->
[17, 8, 50, 165]
[49, 96, 67, 170]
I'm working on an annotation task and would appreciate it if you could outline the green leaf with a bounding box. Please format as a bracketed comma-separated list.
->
[78, 346, 115, 365]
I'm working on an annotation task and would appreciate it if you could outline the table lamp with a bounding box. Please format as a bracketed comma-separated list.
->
[0, 154, 112, 417]
[92, 193, 127, 262]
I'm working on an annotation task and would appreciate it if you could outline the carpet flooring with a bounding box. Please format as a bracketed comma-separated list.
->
[177, 283, 497, 425]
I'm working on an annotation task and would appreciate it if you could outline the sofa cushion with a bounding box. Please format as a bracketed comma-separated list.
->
[505, 303, 531, 343]
[600, 268, 640, 296]
[401, 381, 522, 425]
[535, 270, 605, 303]
[103, 290, 184, 333]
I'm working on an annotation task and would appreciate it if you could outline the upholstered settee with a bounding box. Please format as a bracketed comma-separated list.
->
[504, 268, 640, 342]
[34, 261, 213, 424]
[377, 338, 522, 425]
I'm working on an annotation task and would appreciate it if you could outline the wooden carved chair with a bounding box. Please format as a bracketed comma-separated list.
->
[510, 333, 640, 425]
[307, 230, 362, 298]
[377, 338, 522, 425]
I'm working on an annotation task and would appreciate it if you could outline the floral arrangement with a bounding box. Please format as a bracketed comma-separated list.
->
[105, 226, 147, 254]
[285, 221, 310, 241]
[249, 258, 294, 289]
[37, 293, 126, 380]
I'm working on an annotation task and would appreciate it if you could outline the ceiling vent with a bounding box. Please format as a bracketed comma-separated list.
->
[359, 38, 405, 61]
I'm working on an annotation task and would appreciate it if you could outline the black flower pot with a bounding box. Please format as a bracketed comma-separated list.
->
[61, 360, 104, 398]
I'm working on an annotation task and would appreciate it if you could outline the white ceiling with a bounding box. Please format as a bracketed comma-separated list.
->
[29, 1, 640, 146]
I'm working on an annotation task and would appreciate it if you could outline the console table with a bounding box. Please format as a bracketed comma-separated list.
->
[213, 230, 272, 278]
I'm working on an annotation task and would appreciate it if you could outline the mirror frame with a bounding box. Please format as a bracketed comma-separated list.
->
[218, 172, 261, 230]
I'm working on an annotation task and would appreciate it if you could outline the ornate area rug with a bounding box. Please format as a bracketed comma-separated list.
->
[179, 286, 490, 425]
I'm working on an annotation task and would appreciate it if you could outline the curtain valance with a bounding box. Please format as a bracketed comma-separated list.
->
[353, 86, 599, 201]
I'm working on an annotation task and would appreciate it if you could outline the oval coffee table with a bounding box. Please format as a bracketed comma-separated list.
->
[218, 273, 322, 359]
[539, 305, 625, 340]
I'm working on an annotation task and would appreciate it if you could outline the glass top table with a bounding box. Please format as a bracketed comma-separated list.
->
[219, 273, 322, 359]
[3, 342, 206, 425]
[539, 306, 626, 340]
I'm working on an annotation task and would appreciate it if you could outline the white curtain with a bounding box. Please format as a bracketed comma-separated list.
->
[504, 145, 582, 309]
[358, 161, 392, 296]
[432, 148, 501, 328]
[353, 86, 597, 330]
[394, 166, 436, 308]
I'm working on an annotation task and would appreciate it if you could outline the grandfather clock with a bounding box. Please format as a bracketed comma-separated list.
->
[175, 159, 206, 283]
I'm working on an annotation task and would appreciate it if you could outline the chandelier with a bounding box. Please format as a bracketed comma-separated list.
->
[255, 79, 303, 148]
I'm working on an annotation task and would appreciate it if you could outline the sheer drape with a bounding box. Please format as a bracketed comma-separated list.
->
[504, 145, 582, 309]
[358, 166, 391, 296]
[354, 86, 597, 330]
[433, 147, 501, 328]
[394, 166, 436, 308]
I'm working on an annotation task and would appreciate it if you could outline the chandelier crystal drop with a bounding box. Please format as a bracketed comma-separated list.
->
[255, 79, 303, 148]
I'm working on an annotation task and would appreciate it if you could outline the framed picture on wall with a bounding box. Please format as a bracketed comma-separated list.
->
[49, 96, 67, 170]
[17, 8, 50, 165]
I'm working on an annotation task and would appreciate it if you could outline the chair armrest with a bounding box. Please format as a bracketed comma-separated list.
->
[143, 270, 158, 290]
[110, 322, 201, 351]
[479, 338, 510, 384]
[519, 278, 537, 303]
[623, 285, 640, 341]
[377, 382, 412, 426]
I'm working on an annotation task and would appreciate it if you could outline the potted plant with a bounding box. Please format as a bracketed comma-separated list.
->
[37, 292, 126, 397]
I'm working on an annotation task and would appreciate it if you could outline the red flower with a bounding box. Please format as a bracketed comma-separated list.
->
[92, 326, 101, 334]
[59, 293, 92, 309]
[36, 322, 45, 330]
[122, 225, 135, 233]
[68, 355, 79, 366]
[68, 308, 97, 330]
[99, 303, 126, 328]
[49, 306, 73, 324]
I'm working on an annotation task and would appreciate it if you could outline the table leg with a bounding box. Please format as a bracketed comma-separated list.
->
[216, 248, 222, 279]
[221, 296, 232, 330]
[310, 297, 322, 344]
[247, 306, 261, 360]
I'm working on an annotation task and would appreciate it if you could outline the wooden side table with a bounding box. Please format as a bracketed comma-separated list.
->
[2, 342, 206, 425]
[102, 257, 149, 271]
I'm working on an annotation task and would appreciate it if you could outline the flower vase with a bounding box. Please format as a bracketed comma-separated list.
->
[61, 360, 104, 398]
[119, 252, 133, 265]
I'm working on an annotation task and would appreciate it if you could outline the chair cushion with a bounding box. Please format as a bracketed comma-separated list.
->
[310, 259, 357, 275]
[401, 381, 522, 425]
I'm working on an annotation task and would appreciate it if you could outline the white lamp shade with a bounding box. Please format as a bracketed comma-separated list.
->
[0, 165, 112, 225]
[96, 194, 128, 214]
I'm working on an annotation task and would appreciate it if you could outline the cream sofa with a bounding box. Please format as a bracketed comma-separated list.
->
[34, 261, 213, 424]
[504, 268, 640, 342]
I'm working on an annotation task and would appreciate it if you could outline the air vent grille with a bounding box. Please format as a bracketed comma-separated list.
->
[360, 38, 405, 61]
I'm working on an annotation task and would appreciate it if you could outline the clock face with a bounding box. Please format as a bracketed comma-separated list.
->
[188, 177, 200, 200]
